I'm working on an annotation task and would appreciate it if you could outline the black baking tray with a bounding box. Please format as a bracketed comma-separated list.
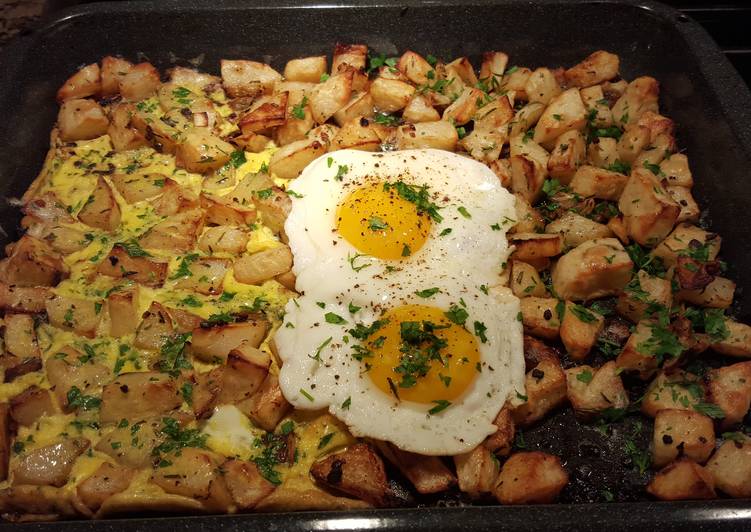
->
[0, 0, 750, 530]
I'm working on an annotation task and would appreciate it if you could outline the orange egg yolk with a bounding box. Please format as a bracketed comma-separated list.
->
[363, 305, 480, 403]
[336, 182, 431, 260]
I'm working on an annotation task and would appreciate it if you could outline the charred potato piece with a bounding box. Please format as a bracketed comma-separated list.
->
[569, 165, 628, 201]
[618, 168, 680, 246]
[222, 458, 276, 509]
[494, 451, 568, 504]
[97, 245, 168, 287]
[45, 295, 101, 337]
[560, 302, 605, 360]
[310, 443, 392, 506]
[269, 138, 327, 179]
[565, 51, 620, 87]
[616, 270, 672, 323]
[512, 357, 567, 426]
[234, 245, 293, 285]
[191, 320, 270, 363]
[58, 98, 109, 141]
[134, 301, 175, 350]
[221, 59, 281, 98]
[9, 386, 56, 427]
[641, 370, 704, 418]
[483, 406, 515, 456]
[652, 409, 715, 468]
[1, 235, 66, 287]
[509, 233, 562, 262]
[646, 459, 716, 501]
[376, 442, 455, 495]
[454, 444, 500, 497]
[707, 361, 751, 427]
[138, 209, 204, 253]
[545, 211, 613, 250]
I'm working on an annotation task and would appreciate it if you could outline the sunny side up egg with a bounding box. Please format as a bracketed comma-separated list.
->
[274, 149, 526, 455]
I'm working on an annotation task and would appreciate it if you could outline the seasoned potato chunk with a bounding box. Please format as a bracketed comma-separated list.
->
[618, 168, 680, 246]
[311, 443, 392, 506]
[234, 245, 293, 285]
[139, 209, 204, 253]
[483, 406, 515, 456]
[707, 361, 751, 427]
[509, 260, 547, 298]
[519, 297, 561, 340]
[57, 62, 101, 101]
[1, 235, 66, 287]
[641, 370, 704, 418]
[569, 165, 629, 201]
[191, 320, 270, 363]
[547, 130, 586, 183]
[4, 313, 40, 359]
[677, 276, 735, 309]
[119, 62, 160, 101]
[221, 59, 281, 98]
[284, 56, 327, 83]
[239, 92, 288, 134]
[454, 444, 500, 497]
[398, 50, 433, 85]
[552, 238, 633, 301]
[545, 211, 612, 249]
[711, 320, 751, 357]
[509, 233, 562, 262]
[198, 226, 250, 255]
[77, 462, 135, 512]
[310, 70, 353, 124]
[371, 78, 415, 113]
[615, 320, 662, 380]
[376, 442, 456, 494]
[268, 138, 326, 179]
[525, 67, 561, 105]
[647, 459, 716, 501]
[612, 76, 659, 127]
[100, 372, 182, 423]
[151, 448, 232, 512]
[560, 302, 605, 359]
[45, 295, 101, 337]
[176, 130, 234, 174]
[565, 51, 619, 87]
[705, 437, 751, 498]
[222, 459, 276, 509]
[566, 361, 628, 416]
[176, 257, 229, 295]
[616, 270, 672, 323]
[652, 409, 715, 468]
[512, 357, 567, 426]
[533, 88, 587, 149]
[9, 386, 56, 426]
[494, 451, 568, 504]
[652, 223, 720, 268]
[13, 438, 90, 487]
[58, 98, 109, 141]
[97, 245, 167, 287]
[236, 374, 290, 432]
[395, 121, 458, 151]
[330, 116, 381, 152]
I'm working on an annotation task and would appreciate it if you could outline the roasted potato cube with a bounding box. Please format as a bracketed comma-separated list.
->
[641, 370, 704, 417]
[653, 409, 715, 468]
[580, 85, 614, 128]
[330, 116, 381, 152]
[332, 43, 367, 72]
[376, 442, 455, 494]
[175, 257, 229, 295]
[667, 185, 700, 223]
[9, 386, 56, 426]
[191, 319, 270, 363]
[660, 153, 693, 187]
[151, 448, 232, 512]
[612, 76, 659, 127]
[560, 302, 605, 360]
[454, 444, 500, 497]
[545, 211, 613, 249]
[512, 357, 567, 426]
[221, 59, 281, 98]
[479, 51, 509, 83]
[566, 361, 628, 416]
[677, 276, 735, 309]
[200, 194, 256, 227]
[100, 372, 181, 423]
[646, 459, 716, 500]
[45, 354, 109, 410]
[77, 176, 121, 232]
[97, 245, 167, 287]
[711, 320, 751, 357]
[552, 238, 633, 301]
[198, 226, 250, 256]
[565, 51, 619, 88]
[483, 406, 515, 456]
[95, 416, 179, 468]
[520, 297, 561, 340]
[652, 223, 720, 268]
[106, 288, 139, 338]
[395, 121, 458, 151]
[175, 130, 233, 174]
[442, 86, 484, 125]
[77, 462, 135, 512]
[525, 67, 561, 105]
[501, 66, 532, 99]
[707, 361, 751, 427]
[615, 320, 662, 379]
[509, 102, 545, 137]
[139, 209, 204, 253]
[618, 168, 681, 245]
[533, 88, 587, 149]
[4, 313, 40, 359]
[46, 295, 101, 337]
[511, 194, 545, 234]
[236, 374, 290, 432]
[268, 137, 326, 179]
[333, 92, 375, 126]
[397, 50, 433, 85]
[239, 92, 288, 135]
[284, 56, 327, 83]
[509, 233, 562, 262]
[311, 443, 392, 506]
[118, 62, 160, 101]
[234, 245, 293, 285]
[0, 283, 48, 313]
[310, 70, 353, 124]
[494, 451, 568, 504]
[101, 56, 134, 96]
[616, 125, 651, 165]
[12, 438, 90, 487]
[547, 130, 586, 183]
[211, 343, 271, 406]
[616, 270, 672, 323]
[57, 62, 100, 101]
[58, 98, 109, 141]
[369, 77, 415, 114]
[587, 137, 618, 167]
[705, 437, 751, 498]
[222, 459, 276, 509]
[110, 172, 167, 203]
[1, 235, 66, 287]
[509, 260, 547, 298]
[134, 301, 175, 351]
[569, 165, 629, 201]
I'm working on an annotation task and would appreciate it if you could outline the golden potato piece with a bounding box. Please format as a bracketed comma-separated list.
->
[376, 442, 456, 494]
[77, 462, 135, 513]
[618, 168, 680, 246]
[509, 260, 547, 298]
[9, 386, 56, 427]
[566, 361, 628, 417]
[100, 372, 182, 423]
[97, 245, 167, 287]
[222, 459, 276, 509]
[519, 297, 561, 340]
[533, 88, 587, 149]
[483, 406, 515, 456]
[119, 62, 160, 102]
[234, 245, 293, 285]
[12, 438, 90, 487]
[707, 361, 751, 427]
[512, 357, 567, 426]
[647, 459, 716, 501]
[191, 320, 270, 363]
[395, 121, 458, 151]
[101, 56, 134, 97]
[552, 238, 633, 301]
[236, 373, 291, 432]
[454, 444, 500, 497]
[176, 130, 234, 174]
[652, 409, 715, 468]
[494, 451, 568, 504]
[310, 443, 392, 506]
[57, 62, 100, 101]
[569, 165, 629, 201]
[221, 59, 281, 98]
[705, 437, 751, 498]
[309, 70, 353, 124]
[560, 302, 605, 360]
[545, 211, 613, 250]
[641, 370, 704, 418]
[565, 51, 620, 88]
[45, 294, 101, 337]
[58, 98, 109, 141]
[284, 56, 327, 83]
[711, 320, 751, 358]
[268, 137, 327, 179]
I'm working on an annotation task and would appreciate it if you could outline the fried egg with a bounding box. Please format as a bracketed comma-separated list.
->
[274, 149, 525, 455]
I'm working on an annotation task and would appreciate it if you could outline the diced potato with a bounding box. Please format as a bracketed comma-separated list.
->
[77, 176, 121, 232]
[234, 245, 292, 285]
[483, 406, 515, 456]
[401, 94, 439, 123]
[310, 70, 353, 124]
[134, 301, 175, 351]
[660, 153, 693, 187]
[169, 66, 220, 88]
[616, 270, 672, 323]
[268, 137, 327, 179]
[647, 459, 716, 500]
[677, 276, 735, 309]
[446, 56, 478, 86]
[509, 260, 547, 298]
[652, 223, 720, 268]
[545, 211, 613, 249]
[101, 56, 134, 96]
[139, 209, 204, 253]
[95, 416, 184, 468]
[612, 76, 660, 127]
[222, 459, 276, 509]
[77, 462, 135, 512]
[151, 448, 232, 512]
[616, 125, 651, 165]
[509, 102, 545, 137]
[533, 88, 587, 149]
[4, 313, 39, 359]
[198, 226, 250, 255]
[110, 172, 167, 203]
[711, 320, 751, 358]
[580, 85, 614, 128]
[332, 43, 367, 72]
[238, 92, 288, 135]
[12, 438, 90, 487]
[45, 295, 101, 337]
[512, 357, 567, 426]
[376, 442, 456, 494]
[58, 98, 109, 141]
[479, 51, 509, 83]
[560, 302, 605, 359]
[705, 437, 751, 498]
[175, 257, 229, 295]
[565, 51, 619, 88]
[398, 51, 433, 85]
[588, 137, 618, 167]
[509, 233, 562, 262]
[191, 320, 270, 363]
[395, 121, 458, 151]
[119, 62, 160, 102]
[370, 77, 415, 114]
[494, 451, 568, 504]
[652, 409, 715, 468]
[552, 238, 633, 301]
[9, 386, 56, 427]
[97, 245, 168, 287]
[0, 485, 79, 517]
[100, 372, 182, 423]
[330, 116, 382, 152]
[333, 92, 375, 126]
[45, 355, 109, 410]
[547, 130, 586, 183]
[641, 370, 704, 417]
[569, 165, 629, 201]
[284, 56, 327, 83]
[525, 67, 561, 105]
[519, 297, 561, 340]
[57, 63, 101, 101]
[615, 320, 661, 379]
[200, 194, 256, 227]
[707, 361, 751, 427]
[566, 361, 627, 416]
[1, 235, 66, 287]
[509, 152, 548, 204]
[107, 289, 139, 338]
[454, 444, 500, 497]
[221, 59, 281, 98]
[310, 443, 392, 506]
[667, 186, 700, 223]
[501, 67, 532, 100]
[175, 130, 234, 174]
[511, 194, 545, 234]
[236, 373, 290, 431]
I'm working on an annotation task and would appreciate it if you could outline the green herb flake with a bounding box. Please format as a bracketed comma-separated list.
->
[428, 399, 452, 415]
[415, 287, 440, 298]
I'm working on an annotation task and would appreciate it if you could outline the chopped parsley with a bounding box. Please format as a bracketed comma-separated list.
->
[444, 304, 468, 326]
[576, 370, 594, 384]
[457, 206, 471, 218]
[169, 253, 199, 280]
[335, 165, 349, 181]
[324, 312, 347, 325]
[374, 112, 400, 126]
[383, 181, 443, 222]
[347, 253, 371, 272]
[117, 239, 152, 258]
[299, 388, 315, 402]
[693, 402, 725, 419]
[291, 96, 308, 120]
[156, 333, 192, 376]
[428, 400, 451, 415]
[415, 287, 440, 298]
[393, 320, 449, 388]
[368, 216, 389, 231]
[473, 321, 488, 343]
[66, 386, 101, 410]
[570, 304, 598, 324]
[342, 397, 352, 409]
[401, 244, 411, 257]
[229, 150, 247, 168]
[309, 336, 332, 362]
[318, 432, 335, 450]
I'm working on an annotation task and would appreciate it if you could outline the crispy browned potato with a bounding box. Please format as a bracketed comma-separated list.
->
[95, 416, 188, 468]
[612, 76, 659, 128]
[483, 406, 515, 456]
[45, 353, 109, 410]
[454, 444, 500, 497]
[677, 276, 735, 309]
[176, 257, 230, 295]
[234, 245, 293, 285]
[239, 92, 289, 134]
[310, 70, 353, 124]
[97, 245, 168, 287]
[310, 443, 392, 506]
[565, 51, 619, 87]
[641, 370, 704, 418]
[615, 320, 662, 380]
[509, 261, 547, 298]
[138, 209, 204, 253]
[101, 56, 134, 96]
[119, 62, 160, 101]
[99, 372, 182, 422]
[552, 238, 633, 301]
[519, 297, 561, 340]
[58, 99, 109, 141]
[57, 62, 101, 101]
[512, 357, 567, 426]
[284, 56, 327, 83]
[494, 451, 568, 504]
[133, 301, 175, 351]
[0, 283, 49, 313]
[236, 373, 290, 432]
[268, 138, 327, 179]
[566, 361, 628, 417]
[1, 235, 67, 287]
[395, 121, 458, 151]
[707, 361, 751, 427]
[4, 313, 40, 359]
[45, 294, 101, 337]
[9, 386, 56, 427]
[646, 459, 716, 500]
[569, 165, 628, 201]
[705, 436, 751, 498]
[652, 409, 715, 468]
[0, 485, 79, 518]
[191, 319, 270, 363]
[616, 270, 672, 323]
[533, 88, 587, 149]
[509, 233, 562, 262]
[76, 462, 135, 512]
[221, 59, 281, 98]
[222, 459, 276, 509]
[619, 168, 680, 246]
[376, 442, 456, 495]
[560, 302, 605, 359]
[330, 116, 381, 152]
[12, 438, 90, 487]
